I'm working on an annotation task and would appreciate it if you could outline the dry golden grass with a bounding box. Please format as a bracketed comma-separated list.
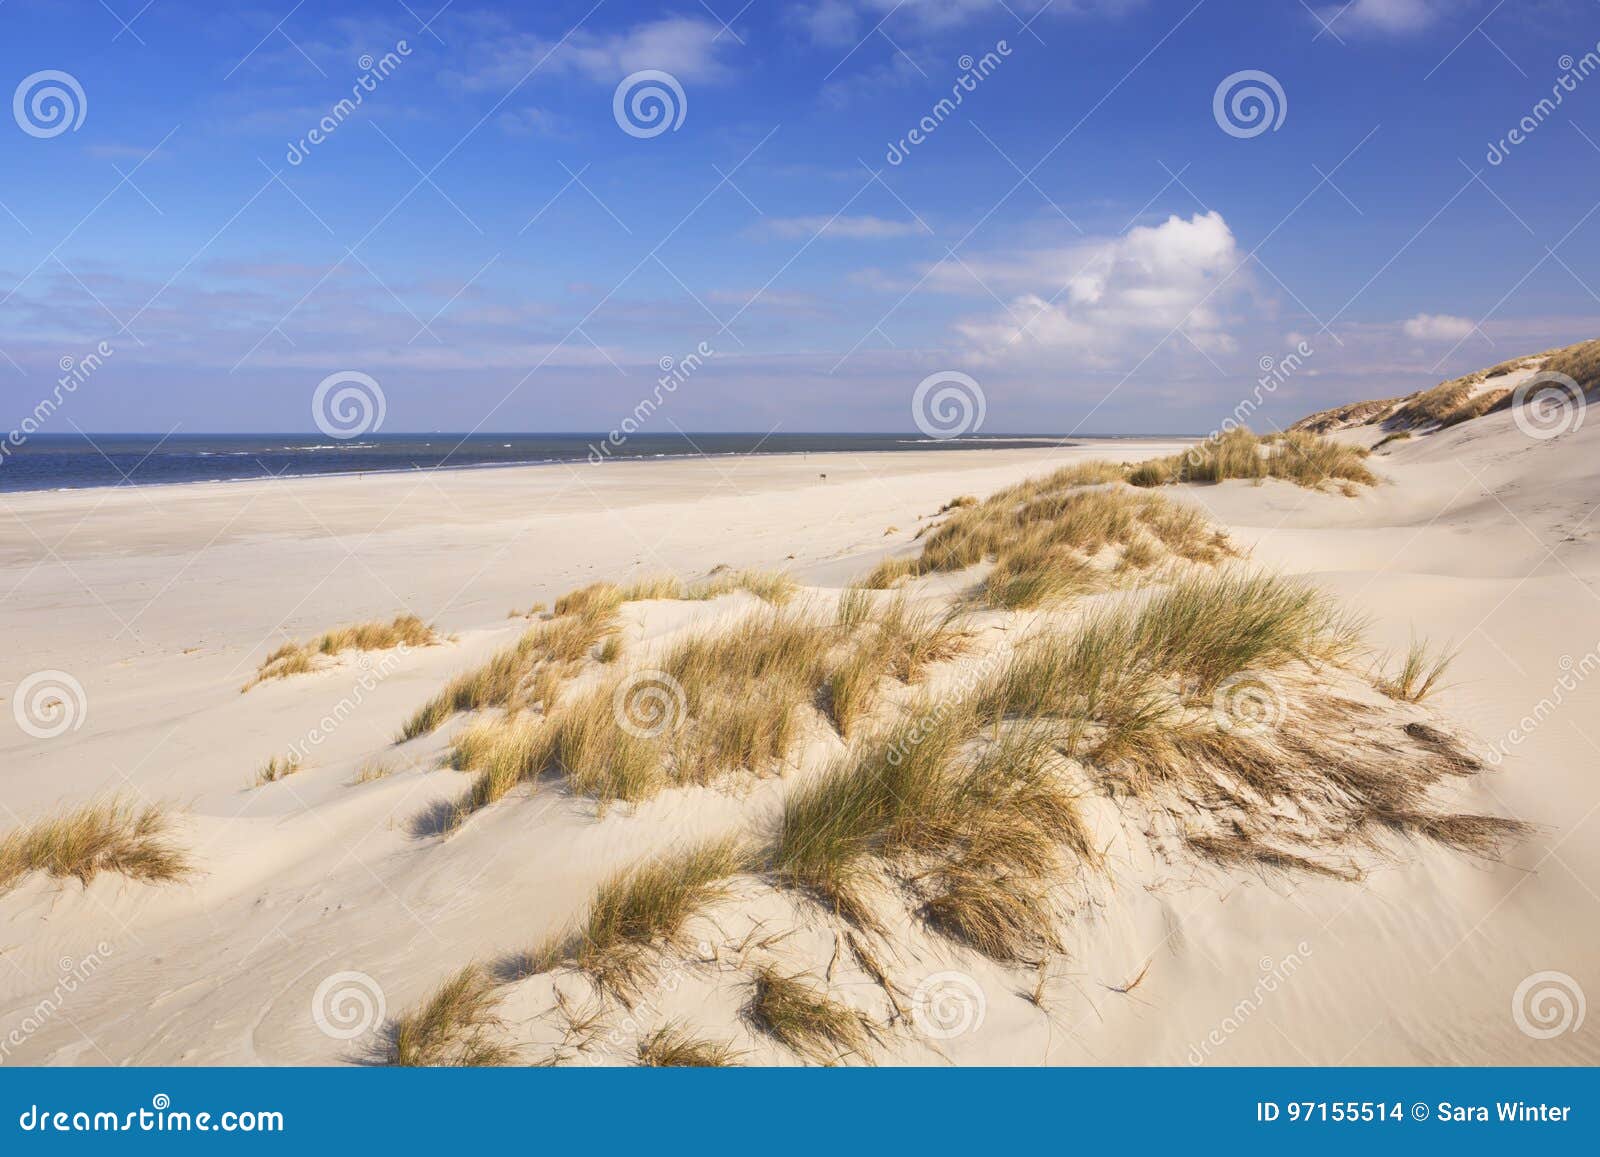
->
[1440, 388, 1510, 428]
[438, 611, 844, 819]
[919, 726, 1088, 959]
[253, 753, 302, 786]
[539, 690, 663, 806]
[619, 574, 687, 601]
[620, 568, 799, 606]
[998, 460, 1126, 494]
[1376, 636, 1455, 703]
[1284, 343, 1599, 438]
[657, 608, 834, 787]
[245, 614, 437, 689]
[351, 757, 394, 785]
[1291, 397, 1402, 434]
[835, 585, 875, 629]
[399, 598, 618, 740]
[964, 569, 1528, 872]
[573, 837, 748, 996]
[982, 540, 1101, 609]
[1283, 344, 1600, 440]
[866, 468, 1233, 609]
[1184, 832, 1360, 882]
[824, 638, 884, 739]
[1538, 338, 1600, 390]
[1372, 809, 1532, 856]
[771, 707, 1086, 958]
[449, 713, 542, 773]
[771, 706, 974, 925]
[876, 595, 969, 680]
[502, 930, 573, 983]
[637, 1021, 743, 1066]
[541, 611, 617, 662]
[1388, 378, 1478, 428]
[862, 555, 921, 590]
[554, 582, 624, 619]
[0, 798, 190, 894]
[693, 568, 798, 605]
[1129, 429, 1376, 492]
[399, 637, 541, 741]
[975, 572, 1356, 744]
[388, 965, 513, 1066]
[1382, 352, 1553, 430]
[1128, 571, 1361, 692]
[444, 677, 668, 824]
[747, 966, 870, 1064]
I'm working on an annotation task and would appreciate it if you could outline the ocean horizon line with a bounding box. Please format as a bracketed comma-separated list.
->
[0, 430, 1198, 495]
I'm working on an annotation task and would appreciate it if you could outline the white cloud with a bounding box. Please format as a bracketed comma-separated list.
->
[796, 0, 1140, 41]
[1402, 313, 1475, 341]
[953, 211, 1247, 365]
[497, 107, 563, 137]
[1315, 0, 1440, 36]
[454, 17, 735, 90]
[764, 215, 928, 239]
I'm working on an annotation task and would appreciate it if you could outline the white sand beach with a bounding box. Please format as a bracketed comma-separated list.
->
[1, 392, 1596, 1067]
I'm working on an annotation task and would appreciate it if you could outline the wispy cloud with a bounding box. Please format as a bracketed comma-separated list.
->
[1314, 0, 1443, 36]
[795, 0, 1140, 44]
[762, 215, 929, 239]
[1402, 312, 1476, 341]
[496, 107, 565, 137]
[450, 16, 738, 90]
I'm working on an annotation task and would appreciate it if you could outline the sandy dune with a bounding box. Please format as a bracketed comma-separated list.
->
[1, 415, 1596, 1067]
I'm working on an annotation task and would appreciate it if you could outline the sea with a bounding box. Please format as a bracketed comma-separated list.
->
[0, 433, 1085, 493]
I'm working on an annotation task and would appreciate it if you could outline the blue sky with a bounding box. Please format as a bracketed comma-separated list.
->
[1, 0, 1598, 434]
